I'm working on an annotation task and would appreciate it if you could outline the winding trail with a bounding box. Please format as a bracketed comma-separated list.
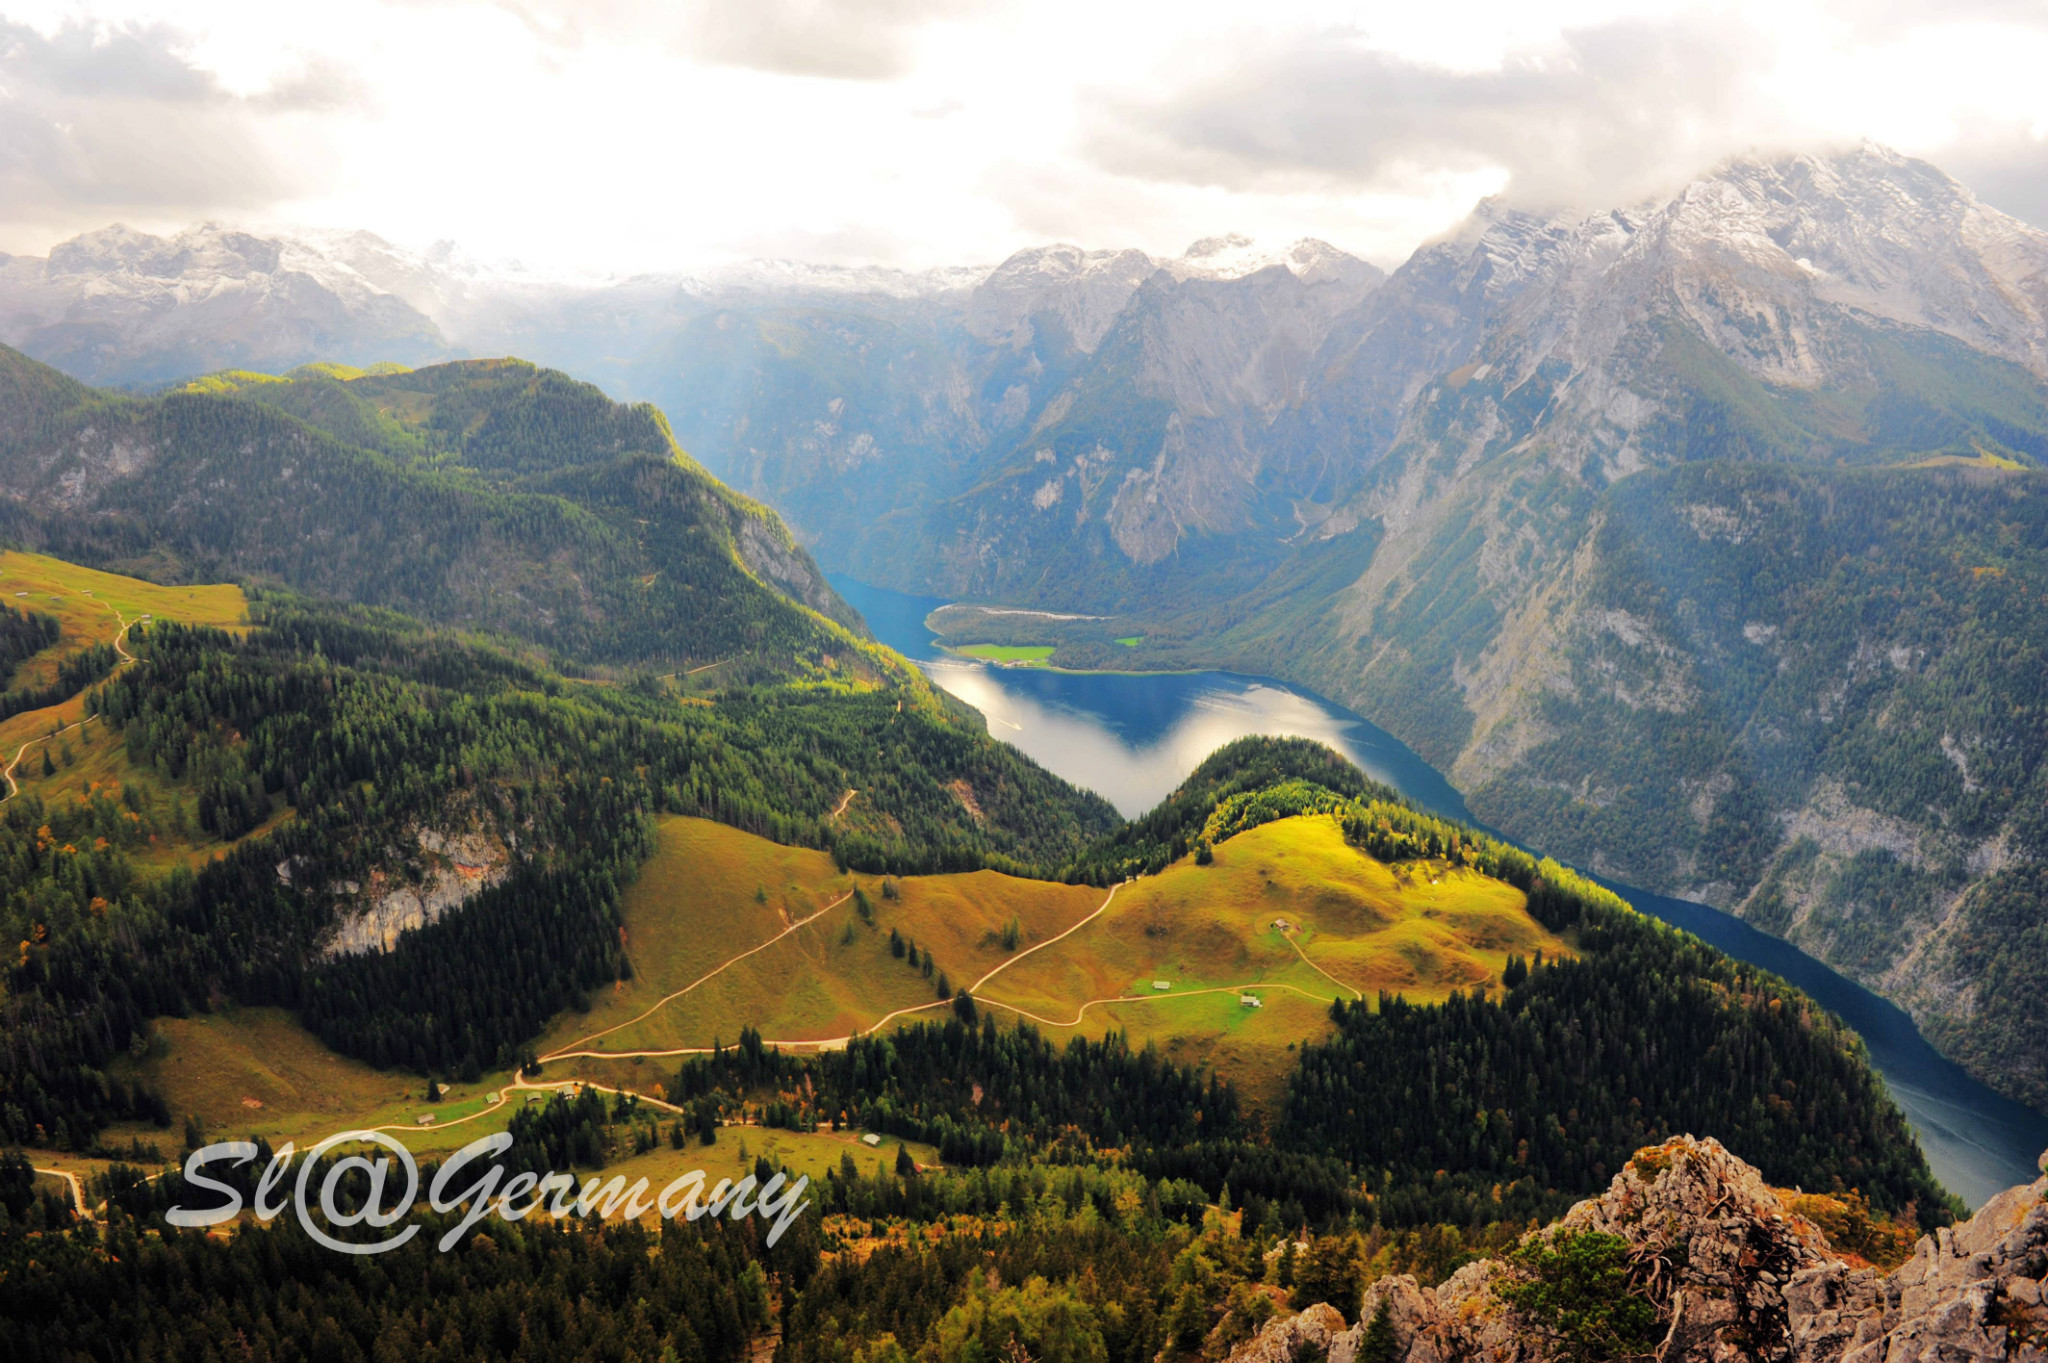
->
[0, 599, 135, 803]
[537, 998, 957, 1064]
[540, 882, 1128, 1064]
[2, 714, 100, 802]
[1281, 931, 1364, 1000]
[542, 890, 858, 1060]
[966, 881, 1123, 994]
[974, 981, 1341, 1030]
[827, 789, 858, 821]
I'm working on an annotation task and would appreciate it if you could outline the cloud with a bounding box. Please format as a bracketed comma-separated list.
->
[0, 20, 309, 225]
[1936, 122, 2048, 229]
[688, 0, 980, 80]
[483, 0, 982, 80]
[1076, 15, 1807, 215]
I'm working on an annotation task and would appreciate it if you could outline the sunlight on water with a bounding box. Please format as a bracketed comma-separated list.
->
[835, 575, 2048, 1205]
[926, 661, 1373, 817]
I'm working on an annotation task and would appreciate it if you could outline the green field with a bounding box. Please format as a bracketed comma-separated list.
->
[543, 813, 1572, 1104]
[96, 810, 1572, 1161]
[949, 643, 1056, 664]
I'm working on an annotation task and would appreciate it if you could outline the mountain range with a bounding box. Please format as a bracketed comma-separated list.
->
[3, 142, 2045, 1113]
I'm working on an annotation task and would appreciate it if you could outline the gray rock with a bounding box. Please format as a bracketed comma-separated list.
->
[1228, 1138, 2048, 1363]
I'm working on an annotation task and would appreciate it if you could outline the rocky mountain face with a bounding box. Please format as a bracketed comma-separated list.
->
[0, 346, 871, 675]
[1229, 1135, 2048, 1363]
[0, 224, 449, 387]
[9, 146, 2047, 1111]
[1257, 148, 2048, 1111]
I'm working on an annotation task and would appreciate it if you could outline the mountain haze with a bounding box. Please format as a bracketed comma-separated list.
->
[6, 144, 2047, 1109]
[0, 347, 866, 677]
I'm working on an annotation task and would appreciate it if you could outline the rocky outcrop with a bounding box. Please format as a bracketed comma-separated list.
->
[1229, 1303, 1348, 1363]
[1788, 1166, 2048, 1363]
[1230, 1137, 2048, 1363]
[320, 825, 514, 958]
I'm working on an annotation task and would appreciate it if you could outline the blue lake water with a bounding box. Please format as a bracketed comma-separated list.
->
[834, 574, 2048, 1209]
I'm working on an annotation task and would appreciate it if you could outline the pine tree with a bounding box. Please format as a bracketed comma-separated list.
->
[1358, 1299, 1399, 1363]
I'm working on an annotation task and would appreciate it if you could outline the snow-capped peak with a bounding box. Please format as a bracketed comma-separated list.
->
[1165, 234, 1377, 286]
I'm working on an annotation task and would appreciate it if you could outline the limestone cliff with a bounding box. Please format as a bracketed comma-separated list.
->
[1225, 1137, 2048, 1363]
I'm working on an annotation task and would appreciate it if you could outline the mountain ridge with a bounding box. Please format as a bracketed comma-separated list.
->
[8, 143, 2048, 1111]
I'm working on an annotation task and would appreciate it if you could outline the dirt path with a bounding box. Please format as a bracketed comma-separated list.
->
[33, 1165, 86, 1215]
[0, 599, 136, 803]
[827, 788, 857, 820]
[1, 713, 102, 802]
[537, 998, 957, 1064]
[358, 1073, 692, 1140]
[966, 881, 1123, 993]
[543, 889, 858, 1060]
[1282, 931, 1365, 1000]
[974, 981, 1341, 1030]
[541, 882, 1127, 1065]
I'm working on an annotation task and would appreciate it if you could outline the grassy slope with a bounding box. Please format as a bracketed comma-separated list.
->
[979, 814, 1571, 1103]
[537, 816, 1103, 1058]
[542, 813, 1569, 1108]
[102, 810, 1568, 1144]
[0, 549, 245, 690]
[0, 553, 257, 872]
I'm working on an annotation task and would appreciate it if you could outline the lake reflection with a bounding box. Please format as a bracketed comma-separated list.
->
[832, 575, 2048, 1206]
[927, 662, 1387, 817]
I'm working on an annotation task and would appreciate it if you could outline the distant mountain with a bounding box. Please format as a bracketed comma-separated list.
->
[0, 346, 868, 676]
[10, 146, 2048, 1110]
[0, 224, 451, 387]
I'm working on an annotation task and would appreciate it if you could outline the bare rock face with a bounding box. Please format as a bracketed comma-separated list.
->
[320, 824, 515, 958]
[1230, 1136, 2048, 1363]
[1788, 1170, 2048, 1363]
[1229, 1303, 1347, 1363]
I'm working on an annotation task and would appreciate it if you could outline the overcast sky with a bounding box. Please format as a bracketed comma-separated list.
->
[1, 0, 2045, 273]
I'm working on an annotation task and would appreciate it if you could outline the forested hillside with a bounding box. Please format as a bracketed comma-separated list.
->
[0, 653, 1954, 1363]
[1375, 462, 2048, 1112]
[0, 346, 863, 676]
[0, 589, 1116, 1150]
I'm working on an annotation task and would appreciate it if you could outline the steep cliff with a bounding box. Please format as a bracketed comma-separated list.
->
[1229, 1136, 2048, 1363]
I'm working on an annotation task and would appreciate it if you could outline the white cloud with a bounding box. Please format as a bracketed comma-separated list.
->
[1080, 16, 1780, 214]
[0, 18, 321, 234]
[0, 0, 2043, 269]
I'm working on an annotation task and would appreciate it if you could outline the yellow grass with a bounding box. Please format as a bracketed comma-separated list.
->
[540, 816, 1102, 1057]
[972, 814, 1575, 1101]
[66, 812, 1570, 1162]
[546, 814, 1571, 1108]
[0, 549, 246, 686]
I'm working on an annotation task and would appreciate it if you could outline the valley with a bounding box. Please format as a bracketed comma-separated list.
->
[13, 13, 2048, 1363]
[849, 574, 2048, 1205]
[0, 418, 1982, 1363]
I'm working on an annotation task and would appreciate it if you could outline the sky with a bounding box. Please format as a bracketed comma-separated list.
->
[1, 0, 2045, 273]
